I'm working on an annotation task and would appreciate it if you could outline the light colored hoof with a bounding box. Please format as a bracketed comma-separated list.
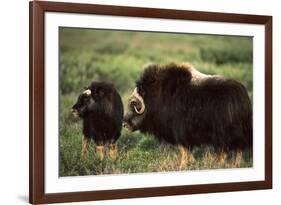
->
[178, 145, 195, 170]
[234, 150, 243, 167]
[179, 159, 187, 170]
[109, 144, 118, 159]
[216, 152, 227, 165]
[96, 145, 105, 160]
[188, 154, 196, 164]
[81, 137, 90, 160]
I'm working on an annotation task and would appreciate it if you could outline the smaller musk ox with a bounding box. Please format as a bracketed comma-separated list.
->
[123, 63, 252, 168]
[72, 82, 123, 160]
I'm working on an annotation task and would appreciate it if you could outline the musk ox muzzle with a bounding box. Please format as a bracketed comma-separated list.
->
[71, 108, 79, 117]
[122, 114, 136, 131]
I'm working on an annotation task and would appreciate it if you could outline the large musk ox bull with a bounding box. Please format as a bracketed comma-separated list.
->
[123, 63, 252, 167]
[72, 82, 123, 160]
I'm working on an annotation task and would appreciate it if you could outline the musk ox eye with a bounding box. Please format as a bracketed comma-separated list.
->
[130, 101, 138, 108]
[130, 101, 142, 113]
[131, 101, 137, 106]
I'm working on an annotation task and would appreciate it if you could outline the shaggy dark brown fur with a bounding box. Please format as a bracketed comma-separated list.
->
[123, 63, 252, 152]
[72, 82, 123, 159]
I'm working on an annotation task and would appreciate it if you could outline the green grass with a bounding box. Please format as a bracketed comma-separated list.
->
[59, 28, 253, 176]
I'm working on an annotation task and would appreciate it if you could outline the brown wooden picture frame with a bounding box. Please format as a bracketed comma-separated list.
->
[29, 1, 272, 204]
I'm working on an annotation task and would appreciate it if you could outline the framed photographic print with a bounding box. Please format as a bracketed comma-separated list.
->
[29, 1, 272, 204]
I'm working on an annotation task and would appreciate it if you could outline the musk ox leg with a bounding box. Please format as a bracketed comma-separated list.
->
[96, 145, 105, 160]
[179, 146, 188, 170]
[234, 150, 243, 167]
[178, 145, 195, 170]
[109, 144, 118, 159]
[217, 151, 227, 165]
[81, 137, 90, 159]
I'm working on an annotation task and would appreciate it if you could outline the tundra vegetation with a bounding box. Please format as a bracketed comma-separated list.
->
[59, 28, 253, 176]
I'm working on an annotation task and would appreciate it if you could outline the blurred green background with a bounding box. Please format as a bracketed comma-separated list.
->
[59, 28, 253, 176]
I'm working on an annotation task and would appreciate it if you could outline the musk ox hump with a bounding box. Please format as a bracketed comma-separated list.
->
[179, 63, 212, 84]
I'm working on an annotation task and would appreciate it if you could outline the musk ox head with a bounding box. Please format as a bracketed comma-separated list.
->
[72, 82, 112, 118]
[72, 88, 95, 118]
[123, 86, 147, 131]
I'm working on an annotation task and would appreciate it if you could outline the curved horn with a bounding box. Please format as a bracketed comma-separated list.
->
[83, 89, 91, 96]
[130, 88, 145, 114]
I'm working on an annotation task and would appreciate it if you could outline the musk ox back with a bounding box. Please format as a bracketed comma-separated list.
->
[72, 82, 123, 160]
[123, 63, 252, 167]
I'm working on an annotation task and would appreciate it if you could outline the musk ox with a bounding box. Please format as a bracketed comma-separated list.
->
[72, 82, 123, 160]
[123, 63, 252, 168]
